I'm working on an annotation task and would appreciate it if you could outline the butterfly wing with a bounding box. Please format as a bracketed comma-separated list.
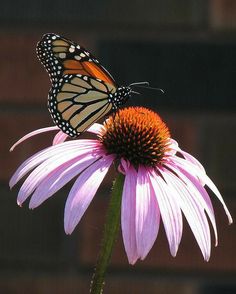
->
[49, 74, 116, 137]
[36, 33, 117, 136]
[36, 33, 116, 85]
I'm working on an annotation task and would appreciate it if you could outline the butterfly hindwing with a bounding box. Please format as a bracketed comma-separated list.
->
[48, 74, 114, 137]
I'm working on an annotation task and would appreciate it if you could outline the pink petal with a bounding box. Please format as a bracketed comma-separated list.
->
[16, 144, 102, 206]
[166, 163, 218, 246]
[165, 138, 178, 156]
[135, 166, 160, 260]
[53, 131, 68, 145]
[177, 147, 206, 174]
[149, 169, 182, 257]
[170, 138, 178, 147]
[9, 140, 100, 189]
[10, 126, 59, 151]
[121, 164, 138, 265]
[161, 168, 211, 261]
[52, 123, 104, 145]
[169, 156, 204, 181]
[170, 156, 233, 224]
[118, 158, 131, 175]
[87, 123, 105, 134]
[200, 173, 233, 224]
[29, 151, 102, 208]
[64, 155, 114, 234]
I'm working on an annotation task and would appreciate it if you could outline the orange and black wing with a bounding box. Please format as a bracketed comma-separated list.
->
[36, 33, 118, 137]
[36, 33, 116, 86]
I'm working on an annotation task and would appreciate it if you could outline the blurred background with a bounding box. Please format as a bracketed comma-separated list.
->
[0, 0, 236, 293]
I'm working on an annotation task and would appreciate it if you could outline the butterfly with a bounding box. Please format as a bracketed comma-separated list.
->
[36, 33, 143, 138]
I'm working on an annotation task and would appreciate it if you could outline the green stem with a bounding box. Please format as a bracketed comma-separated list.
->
[90, 173, 124, 294]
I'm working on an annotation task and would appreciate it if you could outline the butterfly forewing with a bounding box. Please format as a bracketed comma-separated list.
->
[36, 33, 116, 85]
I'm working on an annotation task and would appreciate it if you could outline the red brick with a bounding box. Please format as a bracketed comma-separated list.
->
[163, 112, 199, 154]
[0, 32, 96, 106]
[209, 0, 236, 29]
[196, 113, 236, 190]
[0, 33, 49, 105]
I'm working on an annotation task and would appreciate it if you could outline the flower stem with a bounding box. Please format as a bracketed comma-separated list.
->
[90, 173, 124, 294]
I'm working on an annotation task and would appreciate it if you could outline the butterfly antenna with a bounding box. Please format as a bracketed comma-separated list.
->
[129, 81, 150, 87]
[136, 85, 165, 94]
[131, 90, 141, 95]
[129, 81, 164, 94]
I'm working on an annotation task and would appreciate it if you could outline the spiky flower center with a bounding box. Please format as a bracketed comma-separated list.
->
[100, 107, 170, 167]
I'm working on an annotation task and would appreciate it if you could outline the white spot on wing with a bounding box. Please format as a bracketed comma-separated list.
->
[69, 47, 75, 53]
[59, 52, 66, 59]
[74, 55, 81, 60]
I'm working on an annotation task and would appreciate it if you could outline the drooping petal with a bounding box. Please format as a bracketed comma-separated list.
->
[9, 139, 100, 189]
[161, 168, 211, 261]
[64, 155, 114, 234]
[177, 148, 206, 174]
[149, 169, 182, 257]
[16, 145, 102, 206]
[169, 138, 179, 149]
[10, 126, 59, 151]
[53, 131, 68, 145]
[135, 166, 160, 260]
[29, 151, 102, 208]
[121, 164, 138, 264]
[200, 173, 233, 224]
[169, 156, 233, 224]
[166, 163, 218, 246]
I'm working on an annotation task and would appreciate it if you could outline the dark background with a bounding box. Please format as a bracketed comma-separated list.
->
[0, 0, 236, 293]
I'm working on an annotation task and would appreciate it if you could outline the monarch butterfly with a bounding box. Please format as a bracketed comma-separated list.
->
[36, 33, 145, 138]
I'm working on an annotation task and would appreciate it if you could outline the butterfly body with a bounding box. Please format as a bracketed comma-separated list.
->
[36, 33, 131, 137]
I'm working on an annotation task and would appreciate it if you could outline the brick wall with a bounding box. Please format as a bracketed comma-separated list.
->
[1, 1, 236, 293]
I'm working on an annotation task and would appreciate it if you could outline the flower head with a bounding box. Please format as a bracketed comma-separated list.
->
[10, 107, 232, 264]
[100, 107, 170, 166]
